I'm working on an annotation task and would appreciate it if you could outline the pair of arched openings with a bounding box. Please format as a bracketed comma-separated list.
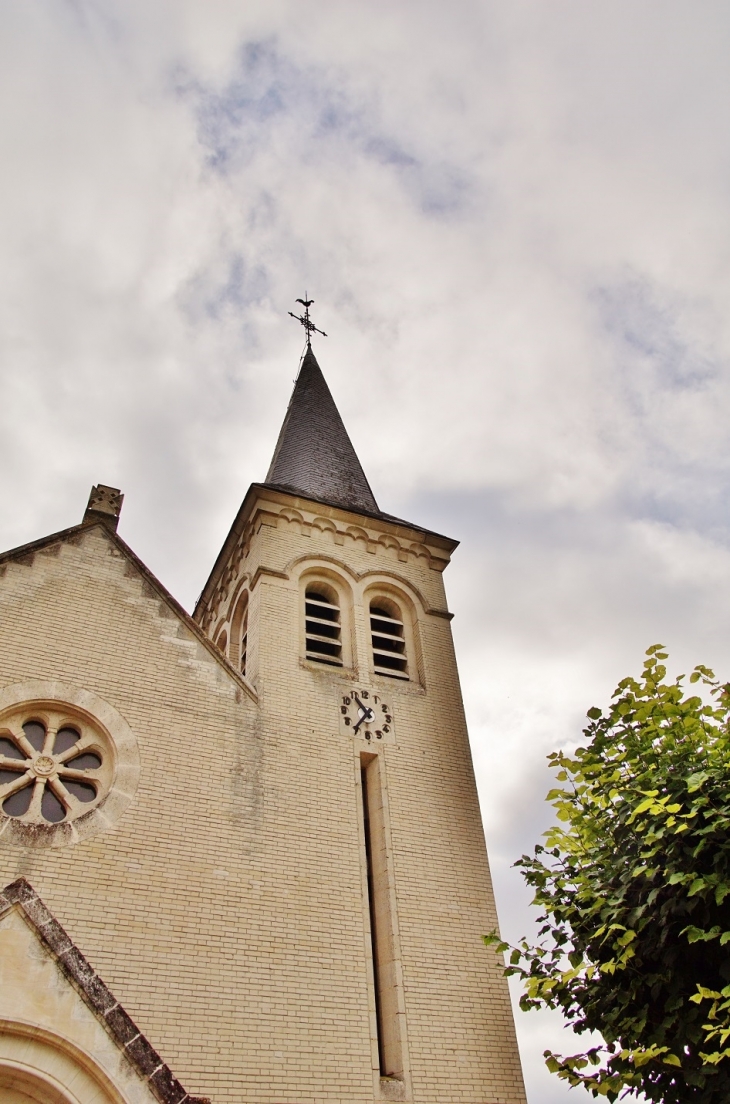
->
[214, 590, 248, 677]
[304, 578, 411, 680]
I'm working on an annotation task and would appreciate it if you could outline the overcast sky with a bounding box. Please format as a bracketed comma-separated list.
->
[2, 3, 730, 1100]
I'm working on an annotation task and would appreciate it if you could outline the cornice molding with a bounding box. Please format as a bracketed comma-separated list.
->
[195, 486, 456, 631]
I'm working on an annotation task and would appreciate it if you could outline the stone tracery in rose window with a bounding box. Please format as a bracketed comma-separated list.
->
[0, 706, 114, 825]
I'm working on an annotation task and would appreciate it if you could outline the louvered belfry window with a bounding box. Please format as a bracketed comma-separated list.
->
[305, 585, 343, 666]
[370, 600, 408, 679]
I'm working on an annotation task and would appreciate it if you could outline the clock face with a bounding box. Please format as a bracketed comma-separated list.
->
[339, 687, 395, 743]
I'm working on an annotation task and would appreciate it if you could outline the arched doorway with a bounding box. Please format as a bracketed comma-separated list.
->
[3, 1090, 45, 1104]
[0, 1021, 139, 1104]
[0, 1063, 77, 1104]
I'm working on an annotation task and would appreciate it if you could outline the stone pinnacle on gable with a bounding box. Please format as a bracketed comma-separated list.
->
[265, 344, 379, 515]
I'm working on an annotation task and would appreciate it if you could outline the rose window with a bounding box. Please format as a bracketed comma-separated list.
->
[0, 705, 113, 825]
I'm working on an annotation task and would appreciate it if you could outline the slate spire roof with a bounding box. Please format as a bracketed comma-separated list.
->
[265, 344, 379, 514]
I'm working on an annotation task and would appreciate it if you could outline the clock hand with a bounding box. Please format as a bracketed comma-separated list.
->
[353, 694, 375, 719]
[353, 707, 375, 733]
[350, 693, 375, 733]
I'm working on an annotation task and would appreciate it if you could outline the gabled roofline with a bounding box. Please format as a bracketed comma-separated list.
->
[0, 522, 257, 704]
[193, 482, 459, 622]
[0, 878, 210, 1104]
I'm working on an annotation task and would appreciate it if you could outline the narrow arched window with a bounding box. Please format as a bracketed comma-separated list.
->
[370, 599, 408, 679]
[239, 598, 249, 677]
[305, 584, 342, 666]
[229, 590, 250, 676]
[215, 628, 228, 656]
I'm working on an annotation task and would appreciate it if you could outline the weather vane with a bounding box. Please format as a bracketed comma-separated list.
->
[288, 294, 327, 345]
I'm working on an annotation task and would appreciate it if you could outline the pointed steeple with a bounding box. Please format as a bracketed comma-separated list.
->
[265, 346, 379, 515]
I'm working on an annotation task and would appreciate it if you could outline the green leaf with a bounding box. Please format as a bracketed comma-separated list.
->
[683, 925, 721, 944]
[629, 797, 656, 819]
[495, 648, 730, 1101]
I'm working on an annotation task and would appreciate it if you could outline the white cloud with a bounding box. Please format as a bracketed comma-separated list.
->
[2, 3, 730, 1098]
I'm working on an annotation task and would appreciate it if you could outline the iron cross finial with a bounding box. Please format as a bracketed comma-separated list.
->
[288, 293, 327, 345]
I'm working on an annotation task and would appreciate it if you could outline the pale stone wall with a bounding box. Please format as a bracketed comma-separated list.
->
[0, 526, 260, 1102]
[199, 489, 527, 1104]
[0, 502, 526, 1104]
[0, 905, 160, 1104]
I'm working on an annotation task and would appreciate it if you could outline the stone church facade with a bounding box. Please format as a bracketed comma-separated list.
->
[0, 342, 526, 1104]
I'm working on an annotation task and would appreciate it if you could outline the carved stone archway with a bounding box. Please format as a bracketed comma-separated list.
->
[0, 881, 209, 1104]
[0, 1061, 78, 1104]
[0, 1023, 126, 1104]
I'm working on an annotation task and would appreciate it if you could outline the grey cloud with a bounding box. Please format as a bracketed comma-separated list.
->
[182, 37, 477, 219]
[2, 4, 730, 1099]
[596, 276, 719, 392]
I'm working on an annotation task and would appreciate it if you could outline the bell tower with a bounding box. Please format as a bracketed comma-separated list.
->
[194, 337, 527, 1104]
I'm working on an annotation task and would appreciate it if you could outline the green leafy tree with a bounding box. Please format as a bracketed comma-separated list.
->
[486, 647, 730, 1101]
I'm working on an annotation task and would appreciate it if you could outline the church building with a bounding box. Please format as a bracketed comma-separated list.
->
[0, 325, 526, 1104]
